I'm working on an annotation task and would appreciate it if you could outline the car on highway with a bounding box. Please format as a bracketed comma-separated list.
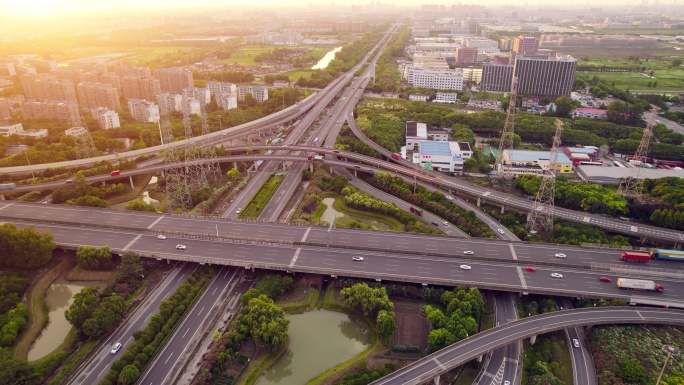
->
[176, 244, 187, 250]
[573, 339, 580, 348]
[525, 266, 536, 272]
[352, 256, 364, 261]
[111, 342, 122, 354]
[599, 276, 612, 282]
[236, 208, 241, 214]
[460, 264, 471, 270]
[497, 229, 505, 235]
[443, 221, 448, 225]
[431, 222, 439, 226]
[446, 196, 453, 200]
[551, 273, 563, 279]
[504, 381, 510, 385]
[157, 235, 166, 240]
[463, 251, 474, 255]
[555, 253, 566, 258]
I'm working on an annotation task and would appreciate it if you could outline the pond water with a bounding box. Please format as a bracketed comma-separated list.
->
[255, 309, 369, 385]
[320, 197, 345, 223]
[311, 47, 342, 70]
[27, 275, 106, 361]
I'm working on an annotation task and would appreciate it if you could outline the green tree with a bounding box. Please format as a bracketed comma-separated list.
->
[65, 287, 99, 330]
[117, 251, 144, 288]
[117, 364, 140, 385]
[0, 223, 54, 269]
[243, 295, 289, 349]
[76, 245, 112, 270]
[0, 348, 33, 384]
[65, 195, 108, 207]
[82, 295, 126, 338]
[124, 199, 156, 212]
[376, 310, 397, 339]
[226, 167, 240, 180]
[554, 96, 573, 118]
[614, 359, 649, 384]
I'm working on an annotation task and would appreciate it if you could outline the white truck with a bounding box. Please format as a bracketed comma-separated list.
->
[616, 278, 664, 293]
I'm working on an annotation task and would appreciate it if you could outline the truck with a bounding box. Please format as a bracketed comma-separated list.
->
[0, 183, 16, 190]
[313, 155, 324, 161]
[391, 152, 401, 160]
[620, 251, 651, 263]
[409, 206, 423, 216]
[616, 278, 664, 293]
[110, 170, 120, 176]
[651, 249, 684, 261]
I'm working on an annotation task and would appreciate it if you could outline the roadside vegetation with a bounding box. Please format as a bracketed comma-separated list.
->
[239, 175, 283, 219]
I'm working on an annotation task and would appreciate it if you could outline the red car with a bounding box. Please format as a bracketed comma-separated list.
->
[525, 266, 536, 272]
[599, 276, 612, 282]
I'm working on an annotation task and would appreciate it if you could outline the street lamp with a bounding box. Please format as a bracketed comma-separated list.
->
[23, 148, 35, 179]
[656, 345, 680, 385]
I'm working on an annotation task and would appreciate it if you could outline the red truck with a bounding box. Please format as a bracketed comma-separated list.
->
[110, 170, 121, 176]
[620, 251, 651, 263]
[391, 153, 401, 160]
[409, 206, 423, 216]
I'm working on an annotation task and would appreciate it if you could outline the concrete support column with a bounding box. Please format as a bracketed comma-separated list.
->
[0, 194, 4, 201]
[433, 374, 440, 385]
[354, 169, 358, 177]
[477, 354, 483, 363]
[309, 163, 313, 173]
[129, 175, 135, 189]
[530, 335, 537, 345]
[501, 205, 506, 214]
[233, 161, 238, 170]
[476, 197, 481, 207]
[101, 180, 106, 186]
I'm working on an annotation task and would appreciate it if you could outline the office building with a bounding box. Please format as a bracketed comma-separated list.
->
[407, 67, 464, 91]
[513, 35, 539, 54]
[435, 92, 458, 103]
[409, 94, 430, 102]
[121, 76, 161, 101]
[91, 107, 121, 129]
[20, 99, 81, 125]
[77, 82, 121, 111]
[455, 48, 479, 63]
[481, 54, 576, 97]
[0, 123, 23, 136]
[237, 86, 269, 103]
[501, 149, 573, 174]
[412, 141, 473, 172]
[153, 68, 193, 94]
[20, 73, 78, 103]
[127, 99, 160, 123]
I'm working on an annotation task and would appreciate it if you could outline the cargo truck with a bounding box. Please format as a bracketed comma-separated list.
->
[651, 249, 684, 261]
[620, 251, 651, 263]
[391, 153, 401, 160]
[0, 183, 16, 190]
[616, 278, 664, 293]
[409, 206, 423, 216]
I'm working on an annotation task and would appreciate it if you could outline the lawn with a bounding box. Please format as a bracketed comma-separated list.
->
[239, 175, 283, 219]
[124, 46, 195, 65]
[222, 47, 274, 66]
[282, 68, 316, 80]
[560, 46, 681, 59]
[580, 69, 684, 90]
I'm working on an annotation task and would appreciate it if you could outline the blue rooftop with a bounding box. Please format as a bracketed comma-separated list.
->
[420, 141, 452, 156]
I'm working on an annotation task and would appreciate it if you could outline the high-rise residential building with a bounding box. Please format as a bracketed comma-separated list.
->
[52, 68, 82, 87]
[157, 92, 183, 114]
[480, 54, 577, 97]
[153, 68, 193, 94]
[80, 72, 121, 94]
[121, 76, 161, 101]
[114, 65, 152, 78]
[207, 82, 236, 97]
[91, 107, 121, 129]
[0, 60, 16, 76]
[183, 87, 210, 107]
[216, 93, 237, 110]
[26, 59, 57, 73]
[406, 67, 464, 91]
[20, 99, 81, 125]
[181, 97, 201, 116]
[20, 73, 78, 103]
[77, 82, 121, 111]
[127, 99, 160, 123]
[455, 48, 479, 63]
[513, 35, 539, 54]
[0, 98, 10, 120]
[236, 86, 269, 103]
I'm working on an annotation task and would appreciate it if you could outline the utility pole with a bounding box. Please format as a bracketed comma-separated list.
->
[495, 64, 519, 173]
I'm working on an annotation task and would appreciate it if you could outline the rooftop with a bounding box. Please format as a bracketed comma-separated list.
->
[505, 149, 572, 164]
[575, 107, 607, 114]
[420, 141, 452, 156]
[406, 121, 427, 138]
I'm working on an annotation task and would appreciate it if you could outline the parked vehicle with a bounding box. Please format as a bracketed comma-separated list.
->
[390, 152, 401, 160]
[651, 249, 684, 261]
[110, 170, 120, 176]
[620, 251, 651, 263]
[409, 206, 423, 216]
[0, 183, 16, 190]
[616, 278, 664, 293]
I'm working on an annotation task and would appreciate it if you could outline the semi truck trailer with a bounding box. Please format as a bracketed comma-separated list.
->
[616, 278, 664, 293]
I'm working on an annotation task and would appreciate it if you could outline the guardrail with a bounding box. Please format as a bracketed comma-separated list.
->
[591, 262, 684, 279]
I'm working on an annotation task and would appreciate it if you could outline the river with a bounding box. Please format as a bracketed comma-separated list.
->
[311, 47, 342, 70]
[27, 275, 106, 361]
[255, 309, 369, 385]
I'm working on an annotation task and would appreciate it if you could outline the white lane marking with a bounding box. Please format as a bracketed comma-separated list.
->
[0, 203, 12, 211]
[509, 244, 518, 261]
[122, 234, 142, 251]
[289, 248, 302, 268]
[146, 215, 165, 229]
[301, 227, 312, 242]
[433, 358, 447, 371]
[517, 266, 528, 290]
[636, 310, 645, 320]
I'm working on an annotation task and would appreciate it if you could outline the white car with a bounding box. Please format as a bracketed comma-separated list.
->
[460, 264, 472, 270]
[111, 342, 122, 354]
[443, 221, 449, 225]
[446, 196, 453, 201]
[504, 382, 511, 385]
[236, 208, 241, 214]
[497, 229, 505, 235]
[573, 339, 580, 348]
[176, 244, 187, 250]
[551, 273, 563, 279]
[555, 253, 566, 258]
[352, 256, 364, 261]
[463, 251, 474, 255]
[157, 235, 166, 240]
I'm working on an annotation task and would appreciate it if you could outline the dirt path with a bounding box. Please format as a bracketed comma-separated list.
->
[14, 256, 75, 360]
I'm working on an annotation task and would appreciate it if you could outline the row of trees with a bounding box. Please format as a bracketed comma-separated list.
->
[52, 171, 130, 205]
[0, 223, 55, 269]
[423, 287, 484, 350]
[341, 283, 397, 340]
[0, 272, 29, 347]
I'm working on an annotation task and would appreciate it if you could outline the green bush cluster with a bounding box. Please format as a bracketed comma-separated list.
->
[334, 362, 397, 385]
[391, 345, 420, 352]
[98, 266, 215, 385]
[0, 223, 55, 269]
[0, 272, 29, 347]
[341, 283, 396, 340]
[423, 287, 484, 350]
[335, 279, 445, 305]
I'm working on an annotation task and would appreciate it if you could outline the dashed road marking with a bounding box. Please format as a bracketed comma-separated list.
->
[636, 310, 645, 321]
[122, 234, 142, 251]
[517, 266, 528, 290]
[147, 215, 165, 229]
[289, 248, 301, 268]
[301, 227, 311, 242]
[509, 244, 518, 261]
[433, 358, 447, 371]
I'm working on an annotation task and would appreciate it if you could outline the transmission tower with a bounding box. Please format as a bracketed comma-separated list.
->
[617, 104, 660, 200]
[528, 119, 564, 234]
[495, 72, 519, 173]
[65, 124, 98, 159]
[161, 110, 193, 210]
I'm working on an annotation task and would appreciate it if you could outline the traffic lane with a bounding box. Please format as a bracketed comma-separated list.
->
[11, 221, 138, 250]
[151, 215, 308, 242]
[223, 164, 277, 219]
[139, 266, 238, 385]
[73, 263, 196, 385]
[258, 162, 303, 221]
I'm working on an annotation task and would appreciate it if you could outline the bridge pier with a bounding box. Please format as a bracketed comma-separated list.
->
[102, 180, 106, 186]
[501, 205, 506, 214]
[129, 175, 135, 189]
[433, 374, 440, 385]
[309, 163, 313, 173]
[476, 197, 481, 207]
[477, 354, 483, 363]
[0, 194, 4, 201]
[354, 169, 357, 178]
[234, 161, 238, 171]
[530, 335, 537, 345]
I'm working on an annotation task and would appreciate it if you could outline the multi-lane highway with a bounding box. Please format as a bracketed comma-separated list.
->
[556, 297, 597, 385]
[369, 307, 684, 385]
[477, 292, 521, 385]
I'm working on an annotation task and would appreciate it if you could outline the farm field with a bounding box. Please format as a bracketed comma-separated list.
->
[221, 45, 331, 67]
[390, 300, 430, 351]
[124, 46, 196, 65]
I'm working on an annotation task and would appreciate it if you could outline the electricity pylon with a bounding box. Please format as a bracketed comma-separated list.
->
[528, 119, 564, 234]
[495, 73, 519, 173]
[617, 104, 660, 201]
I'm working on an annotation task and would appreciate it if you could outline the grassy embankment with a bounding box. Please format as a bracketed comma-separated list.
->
[239, 175, 283, 219]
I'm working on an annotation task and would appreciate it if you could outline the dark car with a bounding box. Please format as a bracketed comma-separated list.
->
[431, 222, 439, 226]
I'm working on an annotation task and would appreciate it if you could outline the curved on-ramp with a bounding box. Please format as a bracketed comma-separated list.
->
[369, 307, 684, 385]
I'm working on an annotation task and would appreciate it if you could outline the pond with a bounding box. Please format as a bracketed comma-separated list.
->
[27, 275, 106, 361]
[255, 309, 369, 385]
[311, 47, 342, 70]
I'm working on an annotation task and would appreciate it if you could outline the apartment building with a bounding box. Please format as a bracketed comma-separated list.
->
[77, 82, 121, 111]
[20, 73, 78, 103]
[0, 98, 10, 120]
[91, 107, 121, 129]
[157, 92, 183, 114]
[207, 82, 237, 96]
[183, 87, 210, 107]
[121, 76, 161, 101]
[20, 99, 81, 125]
[0, 123, 23, 136]
[182, 97, 201, 116]
[216, 93, 237, 110]
[153, 68, 193, 94]
[114, 65, 152, 78]
[128, 99, 160, 123]
[455, 48, 479, 63]
[513, 35, 539, 54]
[237, 86, 269, 103]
